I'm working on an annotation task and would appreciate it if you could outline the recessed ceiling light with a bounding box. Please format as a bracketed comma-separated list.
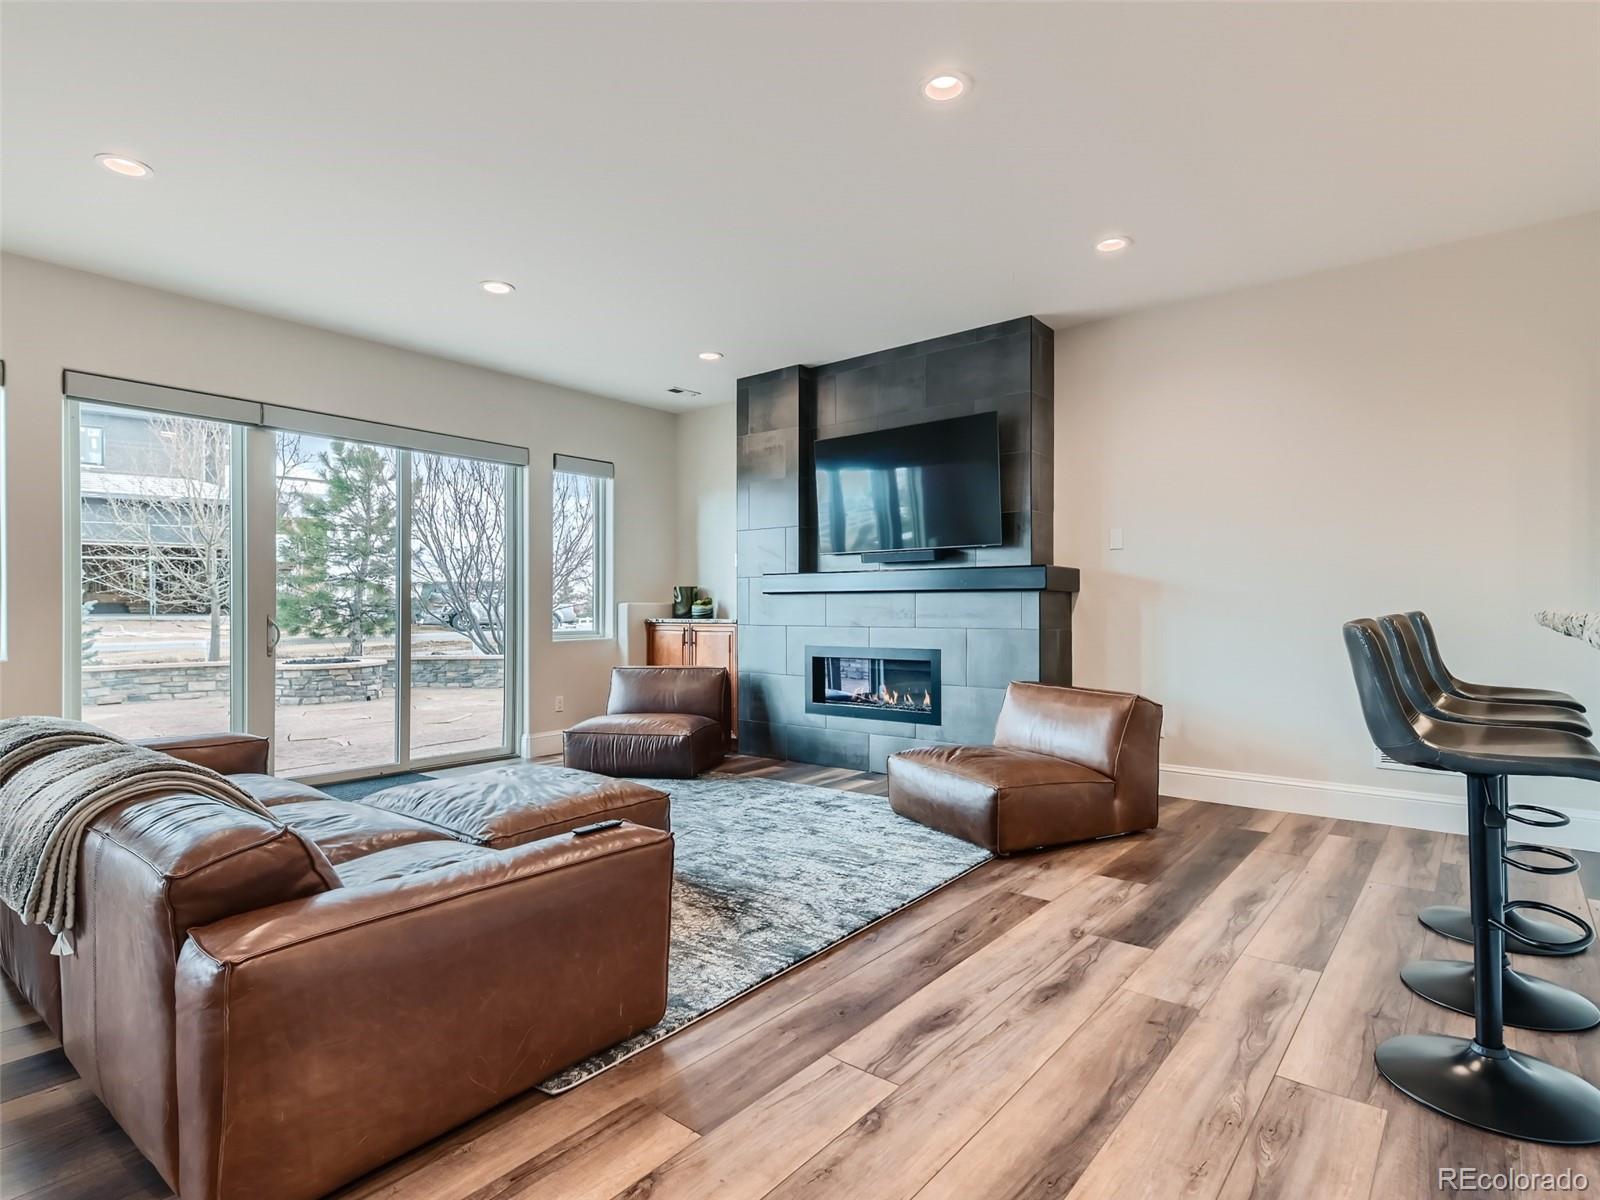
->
[922, 73, 969, 103]
[480, 280, 516, 295]
[95, 153, 152, 178]
[698, 351, 724, 361]
[1095, 235, 1133, 255]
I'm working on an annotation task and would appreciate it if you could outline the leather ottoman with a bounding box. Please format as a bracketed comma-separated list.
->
[357, 763, 671, 846]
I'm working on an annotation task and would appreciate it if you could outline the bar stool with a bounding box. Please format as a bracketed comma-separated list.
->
[1358, 618, 1597, 1030]
[1408, 610, 1586, 712]
[1344, 620, 1600, 1143]
[1390, 614, 1595, 957]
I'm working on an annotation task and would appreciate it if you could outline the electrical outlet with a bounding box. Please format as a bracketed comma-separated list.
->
[1108, 527, 1124, 551]
[554, 695, 565, 713]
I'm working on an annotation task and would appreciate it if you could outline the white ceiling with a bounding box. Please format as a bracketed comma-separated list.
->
[3, 2, 1597, 411]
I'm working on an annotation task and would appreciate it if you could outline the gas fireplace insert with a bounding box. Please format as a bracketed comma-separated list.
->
[804, 645, 942, 726]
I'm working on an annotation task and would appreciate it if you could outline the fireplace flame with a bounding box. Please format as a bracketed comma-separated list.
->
[841, 679, 933, 713]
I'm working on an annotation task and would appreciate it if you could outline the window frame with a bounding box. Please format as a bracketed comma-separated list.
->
[551, 465, 613, 642]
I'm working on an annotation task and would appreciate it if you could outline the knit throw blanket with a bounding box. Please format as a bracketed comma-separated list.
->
[0, 717, 276, 954]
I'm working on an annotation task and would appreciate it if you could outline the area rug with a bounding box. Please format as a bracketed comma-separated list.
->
[536, 771, 991, 1093]
[320, 771, 436, 801]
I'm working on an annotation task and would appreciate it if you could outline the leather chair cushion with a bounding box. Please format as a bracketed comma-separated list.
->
[358, 765, 670, 848]
[572, 713, 717, 739]
[140, 733, 270, 776]
[231, 773, 338, 808]
[993, 683, 1139, 778]
[608, 667, 728, 723]
[333, 840, 494, 888]
[86, 794, 342, 926]
[889, 745, 1116, 854]
[273, 800, 453, 865]
[563, 715, 724, 779]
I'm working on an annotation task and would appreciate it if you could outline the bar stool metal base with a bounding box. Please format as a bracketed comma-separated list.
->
[1419, 904, 1582, 958]
[1400, 959, 1600, 1032]
[1376, 1034, 1600, 1145]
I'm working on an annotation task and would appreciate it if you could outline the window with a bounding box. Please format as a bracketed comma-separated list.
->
[72, 403, 239, 737]
[552, 455, 613, 638]
[65, 371, 528, 780]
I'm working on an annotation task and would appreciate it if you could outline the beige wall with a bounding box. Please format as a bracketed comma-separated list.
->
[0, 253, 682, 742]
[1056, 212, 1600, 815]
[674, 401, 738, 619]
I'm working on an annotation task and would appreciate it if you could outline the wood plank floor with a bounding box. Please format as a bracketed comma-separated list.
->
[5, 755, 1600, 1199]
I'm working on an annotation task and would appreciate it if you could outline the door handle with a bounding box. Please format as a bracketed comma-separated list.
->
[266, 617, 281, 658]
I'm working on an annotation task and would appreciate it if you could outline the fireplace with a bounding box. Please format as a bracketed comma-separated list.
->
[804, 645, 941, 726]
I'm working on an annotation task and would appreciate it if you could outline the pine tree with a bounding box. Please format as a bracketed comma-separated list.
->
[277, 442, 397, 656]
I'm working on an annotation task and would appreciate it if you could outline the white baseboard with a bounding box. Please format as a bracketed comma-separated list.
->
[522, 730, 564, 759]
[1160, 762, 1600, 852]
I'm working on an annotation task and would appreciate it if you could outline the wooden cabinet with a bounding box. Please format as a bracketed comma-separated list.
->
[644, 622, 738, 741]
[645, 622, 692, 666]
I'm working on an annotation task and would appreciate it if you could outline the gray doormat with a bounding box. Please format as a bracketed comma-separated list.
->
[536, 771, 991, 1093]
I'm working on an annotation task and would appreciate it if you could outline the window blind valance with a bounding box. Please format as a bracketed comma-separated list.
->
[63, 371, 531, 467]
[553, 453, 615, 479]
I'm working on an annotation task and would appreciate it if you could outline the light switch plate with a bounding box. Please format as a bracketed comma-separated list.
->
[1108, 527, 1125, 550]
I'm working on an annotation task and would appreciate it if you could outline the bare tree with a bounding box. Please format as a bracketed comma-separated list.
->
[551, 470, 597, 629]
[274, 432, 316, 512]
[93, 415, 232, 661]
[411, 456, 507, 655]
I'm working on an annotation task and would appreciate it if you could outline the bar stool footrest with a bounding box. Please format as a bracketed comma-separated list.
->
[1419, 903, 1590, 958]
[1507, 804, 1571, 829]
[1490, 901, 1595, 954]
[1503, 844, 1581, 876]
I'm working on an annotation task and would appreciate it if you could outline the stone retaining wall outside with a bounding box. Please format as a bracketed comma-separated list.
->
[82, 655, 503, 707]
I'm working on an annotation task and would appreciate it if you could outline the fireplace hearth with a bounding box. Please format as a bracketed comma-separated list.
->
[805, 645, 941, 726]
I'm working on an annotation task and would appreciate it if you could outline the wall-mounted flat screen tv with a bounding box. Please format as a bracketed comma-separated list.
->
[815, 411, 1003, 555]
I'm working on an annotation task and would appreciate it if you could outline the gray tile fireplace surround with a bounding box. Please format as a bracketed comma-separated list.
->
[737, 583, 1074, 773]
[735, 315, 1075, 773]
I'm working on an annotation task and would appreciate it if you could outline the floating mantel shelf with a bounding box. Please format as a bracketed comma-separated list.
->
[758, 565, 1080, 595]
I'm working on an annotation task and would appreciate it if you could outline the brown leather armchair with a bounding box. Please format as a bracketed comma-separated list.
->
[888, 682, 1162, 853]
[564, 666, 730, 777]
[0, 731, 674, 1200]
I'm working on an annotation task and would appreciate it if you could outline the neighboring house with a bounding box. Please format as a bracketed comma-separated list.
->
[78, 405, 229, 614]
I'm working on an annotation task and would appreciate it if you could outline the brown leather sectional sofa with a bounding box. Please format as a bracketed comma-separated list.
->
[1, 733, 673, 1200]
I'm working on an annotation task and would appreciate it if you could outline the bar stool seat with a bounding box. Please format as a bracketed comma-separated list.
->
[1408, 611, 1586, 713]
[1380, 615, 1590, 737]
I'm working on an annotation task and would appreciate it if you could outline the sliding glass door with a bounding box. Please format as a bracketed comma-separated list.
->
[65, 374, 524, 781]
[272, 434, 400, 776]
[272, 439, 519, 779]
[407, 451, 514, 763]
